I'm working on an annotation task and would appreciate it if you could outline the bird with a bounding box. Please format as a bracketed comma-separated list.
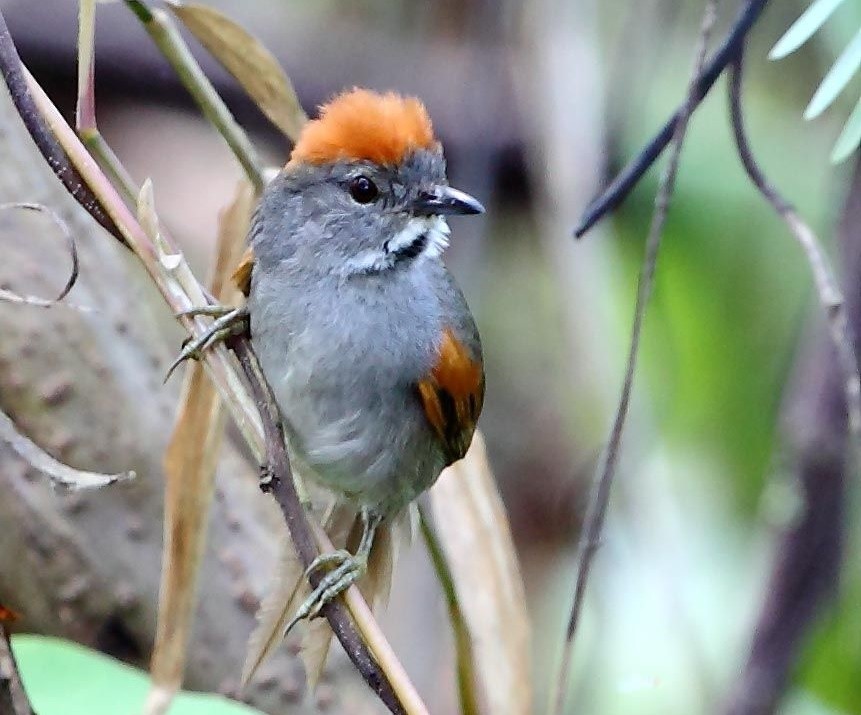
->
[225, 88, 486, 637]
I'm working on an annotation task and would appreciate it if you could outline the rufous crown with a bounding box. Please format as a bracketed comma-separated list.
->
[289, 88, 437, 167]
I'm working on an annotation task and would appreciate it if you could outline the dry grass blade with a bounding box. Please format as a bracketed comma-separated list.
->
[0, 407, 133, 489]
[166, 0, 308, 142]
[145, 364, 225, 715]
[241, 531, 306, 690]
[144, 181, 252, 715]
[210, 180, 255, 300]
[428, 431, 531, 715]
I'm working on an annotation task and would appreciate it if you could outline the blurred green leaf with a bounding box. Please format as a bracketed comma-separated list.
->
[830, 96, 861, 162]
[12, 635, 263, 715]
[805, 29, 861, 119]
[769, 0, 848, 59]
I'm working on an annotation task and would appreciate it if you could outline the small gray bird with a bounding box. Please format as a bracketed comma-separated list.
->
[236, 88, 485, 628]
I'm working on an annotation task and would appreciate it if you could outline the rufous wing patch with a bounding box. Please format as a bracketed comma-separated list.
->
[288, 88, 438, 167]
[232, 245, 255, 297]
[417, 328, 484, 465]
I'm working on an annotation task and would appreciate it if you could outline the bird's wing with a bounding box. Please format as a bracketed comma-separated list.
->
[232, 246, 255, 296]
[416, 327, 485, 466]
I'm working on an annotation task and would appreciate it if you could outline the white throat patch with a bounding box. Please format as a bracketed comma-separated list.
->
[343, 216, 451, 275]
[386, 216, 451, 258]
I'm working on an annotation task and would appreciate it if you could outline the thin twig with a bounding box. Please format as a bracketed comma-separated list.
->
[0, 288, 94, 312]
[575, 0, 769, 238]
[80, 132, 140, 205]
[76, 0, 96, 132]
[0, 9, 123, 245]
[550, 4, 720, 714]
[0, 624, 35, 715]
[124, 0, 266, 192]
[728, 46, 861, 438]
[232, 341, 408, 715]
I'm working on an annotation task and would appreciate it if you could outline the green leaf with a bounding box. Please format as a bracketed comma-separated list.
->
[769, 0, 848, 59]
[12, 635, 264, 715]
[831, 96, 861, 163]
[805, 28, 861, 119]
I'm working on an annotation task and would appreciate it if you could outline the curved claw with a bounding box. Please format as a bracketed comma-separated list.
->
[303, 549, 354, 579]
[164, 306, 249, 382]
[282, 508, 382, 637]
[284, 555, 365, 638]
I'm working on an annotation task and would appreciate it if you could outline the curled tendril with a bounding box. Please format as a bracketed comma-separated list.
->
[0, 201, 78, 301]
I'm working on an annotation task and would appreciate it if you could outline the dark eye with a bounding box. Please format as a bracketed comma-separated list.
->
[348, 175, 379, 204]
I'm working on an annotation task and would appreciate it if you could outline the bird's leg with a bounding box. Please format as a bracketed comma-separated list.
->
[283, 507, 383, 637]
[165, 305, 249, 381]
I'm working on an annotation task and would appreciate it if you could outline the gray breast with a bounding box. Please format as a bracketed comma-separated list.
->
[248, 258, 448, 513]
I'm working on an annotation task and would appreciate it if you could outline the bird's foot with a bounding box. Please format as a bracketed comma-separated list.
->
[283, 549, 367, 637]
[165, 305, 249, 381]
[283, 507, 382, 637]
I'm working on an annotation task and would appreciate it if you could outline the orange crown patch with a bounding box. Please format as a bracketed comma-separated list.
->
[289, 88, 437, 167]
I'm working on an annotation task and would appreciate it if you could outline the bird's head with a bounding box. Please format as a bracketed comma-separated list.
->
[252, 88, 484, 278]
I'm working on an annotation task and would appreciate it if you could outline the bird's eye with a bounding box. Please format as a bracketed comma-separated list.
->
[348, 175, 379, 204]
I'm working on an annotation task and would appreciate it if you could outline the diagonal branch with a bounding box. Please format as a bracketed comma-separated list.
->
[575, 0, 770, 238]
[232, 341, 408, 714]
[550, 3, 719, 713]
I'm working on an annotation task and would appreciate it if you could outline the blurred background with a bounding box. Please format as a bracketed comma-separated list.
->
[2, 0, 861, 713]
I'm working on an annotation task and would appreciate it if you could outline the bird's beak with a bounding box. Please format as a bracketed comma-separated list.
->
[411, 186, 485, 216]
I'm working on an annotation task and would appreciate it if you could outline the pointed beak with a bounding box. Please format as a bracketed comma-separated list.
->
[411, 186, 485, 217]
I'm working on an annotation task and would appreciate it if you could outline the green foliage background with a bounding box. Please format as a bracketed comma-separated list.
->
[13, 636, 264, 715]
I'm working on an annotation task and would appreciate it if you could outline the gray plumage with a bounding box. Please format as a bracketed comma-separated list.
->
[248, 149, 482, 517]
